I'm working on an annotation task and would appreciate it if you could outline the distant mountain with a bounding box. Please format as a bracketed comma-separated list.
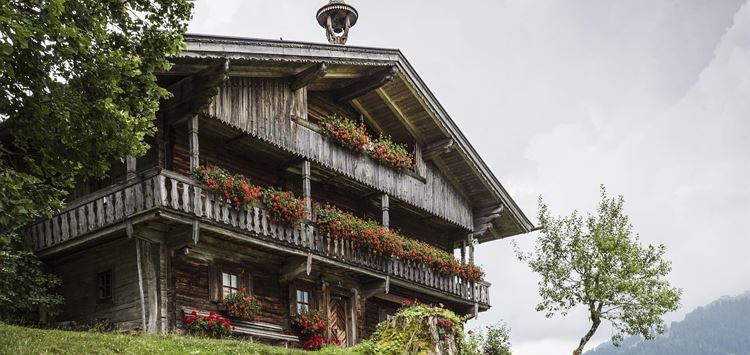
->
[586, 291, 750, 355]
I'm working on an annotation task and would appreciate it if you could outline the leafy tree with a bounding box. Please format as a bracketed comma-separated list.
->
[0, 0, 193, 321]
[515, 186, 681, 355]
[468, 322, 513, 355]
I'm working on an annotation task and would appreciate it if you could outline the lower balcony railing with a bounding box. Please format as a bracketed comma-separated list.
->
[24, 168, 490, 306]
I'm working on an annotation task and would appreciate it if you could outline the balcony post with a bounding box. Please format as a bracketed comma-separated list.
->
[381, 193, 389, 228]
[302, 160, 312, 218]
[188, 114, 200, 172]
[461, 240, 467, 264]
[468, 233, 475, 264]
[126, 156, 137, 181]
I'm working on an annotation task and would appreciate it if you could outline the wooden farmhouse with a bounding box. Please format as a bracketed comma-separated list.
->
[23, 3, 533, 346]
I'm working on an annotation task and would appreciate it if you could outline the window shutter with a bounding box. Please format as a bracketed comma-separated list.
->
[208, 264, 220, 302]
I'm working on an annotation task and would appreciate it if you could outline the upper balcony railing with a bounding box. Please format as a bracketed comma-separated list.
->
[24, 169, 490, 307]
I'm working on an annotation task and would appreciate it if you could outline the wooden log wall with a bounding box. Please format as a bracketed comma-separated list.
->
[50, 238, 143, 330]
[207, 77, 473, 230]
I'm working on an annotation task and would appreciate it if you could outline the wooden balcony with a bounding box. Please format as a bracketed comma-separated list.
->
[24, 169, 490, 308]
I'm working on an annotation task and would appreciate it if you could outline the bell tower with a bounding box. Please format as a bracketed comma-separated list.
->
[316, 0, 358, 45]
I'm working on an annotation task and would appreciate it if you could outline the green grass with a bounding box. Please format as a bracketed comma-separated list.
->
[0, 323, 370, 355]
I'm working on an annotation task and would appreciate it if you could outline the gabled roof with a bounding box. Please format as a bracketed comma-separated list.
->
[174, 34, 534, 242]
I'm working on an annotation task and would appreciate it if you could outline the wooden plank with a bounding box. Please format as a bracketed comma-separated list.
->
[376, 88, 422, 143]
[290, 63, 328, 91]
[115, 191, 124, 220]
[60, 213, 70, 241]
[170, 178, 180, 210]
[97, 197, 106, 227]
[69, 209, 79, 238]
[334, 66, 398, 102]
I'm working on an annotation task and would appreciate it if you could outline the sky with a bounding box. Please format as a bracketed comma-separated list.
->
[189, 1, 750, 353]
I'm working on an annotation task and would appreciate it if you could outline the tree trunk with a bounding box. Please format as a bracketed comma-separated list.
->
[573, 318, 601, 355]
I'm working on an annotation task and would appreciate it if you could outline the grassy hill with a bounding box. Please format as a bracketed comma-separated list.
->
[0, 323, 367, 355]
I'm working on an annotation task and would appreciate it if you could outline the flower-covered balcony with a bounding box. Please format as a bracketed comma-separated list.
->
[23, 168, 491, 308]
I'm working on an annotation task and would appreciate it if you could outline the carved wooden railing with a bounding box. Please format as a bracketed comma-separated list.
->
[25, 169, 490, 306]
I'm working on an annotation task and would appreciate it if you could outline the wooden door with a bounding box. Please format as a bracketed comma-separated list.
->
[328, 293, 350, 345]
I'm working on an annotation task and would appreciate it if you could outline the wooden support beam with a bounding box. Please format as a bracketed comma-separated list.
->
[191, 221, 200, 244]
[290, 63, 328, 91]
[350, 100, 384, 134]
[461, 240, 467, 264]
[474, 213, 501, 226]
[374, 292, 406, 305]
[361, 277, 390, 299]
[302, 161, 312, 218]
[468, 234, 476, 264]
[422, 138, 455, 161]
[474, 223, 493, 236]
[376, 87, 422, 142]
[280, 256, 309, 283]
[335, 66, 398, 103]
[188, 115, 199, 171]
[381, 194, 390, 228]
[224, 133, 246, 145]
[164, 59, 230, 124]
[135, 237, 160, 333]
[474, 204, 504, 217]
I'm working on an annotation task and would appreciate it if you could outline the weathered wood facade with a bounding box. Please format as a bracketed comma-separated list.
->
[23, 34, 533, 345]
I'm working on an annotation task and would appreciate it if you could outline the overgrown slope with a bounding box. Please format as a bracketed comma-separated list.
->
[0, 323, 369, 355]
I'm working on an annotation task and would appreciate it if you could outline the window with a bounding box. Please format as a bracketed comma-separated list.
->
[98, 270, 113, 300]
[296, 289, 311, 313]
[209, 264, 251, 302]
[222, 272, 239, 298]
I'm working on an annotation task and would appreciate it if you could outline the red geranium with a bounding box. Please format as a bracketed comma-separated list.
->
[194, 166, 261, 209]
[223, 288, 261, 320]
[317, 205, 484, 282]
[261, 187, 307, 226]
[291, 309, 340, 351]
[320, 114, 371, 153]
[366, 134, 414, 171]
[183, 310, 233, 338]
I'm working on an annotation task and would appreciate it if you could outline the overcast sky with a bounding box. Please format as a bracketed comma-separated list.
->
[189, 1, 750, 353]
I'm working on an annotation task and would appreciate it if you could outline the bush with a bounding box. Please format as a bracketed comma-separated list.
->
[468, 322, 512, 355]
[369, 300, 471, 355]
[223, 288, 261, 320]
[0, 233, 63, 323]
[183, 310, 233, 338]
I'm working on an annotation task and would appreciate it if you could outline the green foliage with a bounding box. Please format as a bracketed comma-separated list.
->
[369, 302, 473, 355]
[0, 234, 63, 322]
[0, 322, 311, 354]
[515, 186, 681, 354]
[0, 0, 193, 321]
[468, 322, 512, 355]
